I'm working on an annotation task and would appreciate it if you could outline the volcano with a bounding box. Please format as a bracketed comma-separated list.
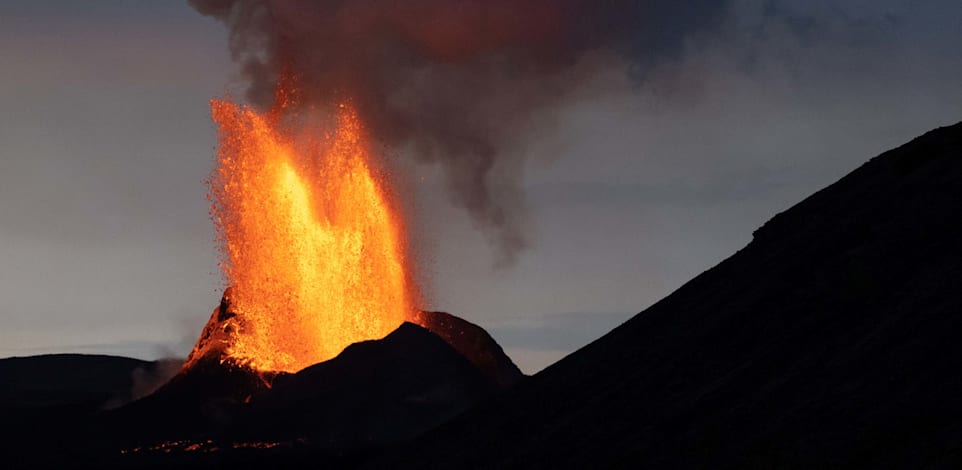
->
[0, 306, 522, 467]
[101, 316, 516, 455]
[99, 293, 522, 449]
[184, 289, 522, 392]
[0, 76, 533, 467]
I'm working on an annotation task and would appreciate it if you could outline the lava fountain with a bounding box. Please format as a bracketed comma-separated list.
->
[186, 83, 418, 374]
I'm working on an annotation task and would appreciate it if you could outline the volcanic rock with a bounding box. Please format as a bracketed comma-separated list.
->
[234, 322, 495, 450]
[87, 309, 521, 463]
[383, 121, 962, 468]
[416, 310, 525, 389]
[102, 353, 273, 447]
[183, 290, 525, 392]
[181, 287, 244, 369]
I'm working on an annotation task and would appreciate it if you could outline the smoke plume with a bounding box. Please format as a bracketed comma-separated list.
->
[188, 0, 731, 263]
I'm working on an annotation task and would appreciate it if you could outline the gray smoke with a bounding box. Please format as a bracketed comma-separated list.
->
[102, 357, 184, 409]
[188, 0, 731, 264]
[130, 358, 183, 400]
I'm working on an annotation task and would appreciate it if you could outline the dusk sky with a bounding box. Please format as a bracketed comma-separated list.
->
[1, 0, 960, 373]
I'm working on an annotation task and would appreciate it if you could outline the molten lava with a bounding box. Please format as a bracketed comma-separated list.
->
[187, 88, 417, 373]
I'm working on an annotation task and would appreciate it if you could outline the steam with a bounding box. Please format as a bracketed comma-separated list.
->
[103, 358, 183, 409]
[130, 358, 183, 401]
[188, 0, 731, 263]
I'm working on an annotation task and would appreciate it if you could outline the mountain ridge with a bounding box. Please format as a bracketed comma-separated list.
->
[380, 120, 962, 468]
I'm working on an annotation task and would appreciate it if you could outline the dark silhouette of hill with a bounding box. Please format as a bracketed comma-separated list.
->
[90, 289, 524, 456]
[101, 293, 523, 453]
[234, 322, 495, 449]
[0, 354, 150, 410]
[97, 353, 273, 448]
[417, 310, 525, 389]
[104, 322, 497, 451]
[381, 121, 962, 468]
[184, 289, 523, 391]
[12, 316, 519, 468]
[0, 354, 171, 466]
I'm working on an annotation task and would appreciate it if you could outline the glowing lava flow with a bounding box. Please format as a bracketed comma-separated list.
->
[188, 93, 417, 374]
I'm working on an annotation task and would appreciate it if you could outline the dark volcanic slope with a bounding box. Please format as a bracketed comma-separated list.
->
[236, 322, 495, 449]
[102, 322, 500, 460]
[389, 122, 962, 469]
[418, 310, 525, 389]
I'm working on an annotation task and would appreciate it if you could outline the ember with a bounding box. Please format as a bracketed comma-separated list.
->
[120, 439, 282, 455]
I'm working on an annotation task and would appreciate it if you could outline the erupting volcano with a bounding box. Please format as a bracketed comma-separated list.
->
[186, 82, 418, 374]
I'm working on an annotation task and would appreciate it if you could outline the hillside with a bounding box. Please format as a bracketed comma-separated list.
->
[386, 121, 962, 468]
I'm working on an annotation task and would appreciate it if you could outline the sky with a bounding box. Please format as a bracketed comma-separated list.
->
[1, 0, 960, 373]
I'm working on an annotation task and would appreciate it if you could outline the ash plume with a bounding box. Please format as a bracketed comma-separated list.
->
[188, 0, 731, 264]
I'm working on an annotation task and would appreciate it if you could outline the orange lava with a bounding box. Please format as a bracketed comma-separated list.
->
[202, 89, 417, 373]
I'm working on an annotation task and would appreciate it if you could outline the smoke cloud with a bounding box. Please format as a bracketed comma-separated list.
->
[188, 0, 731, 263]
